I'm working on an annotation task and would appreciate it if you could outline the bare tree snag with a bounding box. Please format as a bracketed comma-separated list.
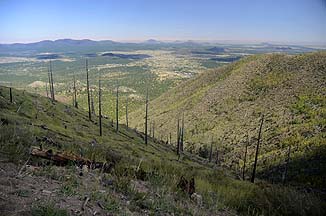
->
[152, 121, 155, 140]
[177, 118, 180, 155]
[91, 89, 95, 115]
[9, 87, 13, 103]
[98, 79, 102, 136]
[282, 145, 291, 184]
[243, 135, 249, 180]
[116, 80, 119, 133]
[209, 137, 213, 162]
[180, 113, 184, 152]
[49, 61, 55, 101]
[126, 96, 129, 128]
[46, 82, 49, 98]
[73, 71, 78, 108]
[86, 59, 91, 121]
[251, 114, 264, 183]
[47, 64, 53, 99]
[145, 87, 149, 145]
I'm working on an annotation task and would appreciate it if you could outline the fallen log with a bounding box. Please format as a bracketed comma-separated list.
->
[30, 146, 111, 172]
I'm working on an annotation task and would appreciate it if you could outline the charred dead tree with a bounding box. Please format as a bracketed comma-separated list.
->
[45, 82, 49, 98]
[90, 89, 95, 115]
[47, 64, 53, 99]
[176, 118, 180, 156]
[116, 80, 119, 133]
[73, 71, 78, 108]
[180, 113, 185, 152]
[98, 78, 102, 136]
[152, 121, 155, 140]
[86, 59, 91, 121]
[145, 87, 149, 145]
[209, 137, 213, 162]
[243, 135, 249, 180]
[9, 87, 13, 103]
[169, 132, 172, 145]
[49, 61, 55, 101]
[282, 145, 291, 184]
[251, 114, 264, 183]
[126, 96, 129, 128]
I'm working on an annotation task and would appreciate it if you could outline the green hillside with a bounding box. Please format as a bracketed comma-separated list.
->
[1, 85, 325, 215]
[128, 52, 326, 189]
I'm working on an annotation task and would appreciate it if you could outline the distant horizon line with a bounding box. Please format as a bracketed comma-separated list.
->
[1, 37, 325, 46]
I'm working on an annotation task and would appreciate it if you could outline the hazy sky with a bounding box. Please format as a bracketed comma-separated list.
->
[0, 0, 325, 44]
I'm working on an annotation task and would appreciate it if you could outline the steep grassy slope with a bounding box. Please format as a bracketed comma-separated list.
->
[0, 86, 325, 215]
[128, 52, 326, 189]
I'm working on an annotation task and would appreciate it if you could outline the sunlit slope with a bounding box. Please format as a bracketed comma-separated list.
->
[128, 51, 326, 187]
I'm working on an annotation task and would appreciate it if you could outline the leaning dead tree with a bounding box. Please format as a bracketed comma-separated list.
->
[116, 80, 119, 133]
[73, 71, 78, 108]
[86, 59, 91, 121]
[251, 114, 264, 183]
[98, 78, 102, 136]
[125, 96, 129, 128]
[145, 87, 149, 145]
[152, 121, 155, 140]
[243, 134, 249, 180]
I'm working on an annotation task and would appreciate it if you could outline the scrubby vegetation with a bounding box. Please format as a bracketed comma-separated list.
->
[128, 52, 326, 191]
[1, 85, 325, 215]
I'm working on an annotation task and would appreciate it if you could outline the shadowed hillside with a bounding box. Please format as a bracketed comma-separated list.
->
[128, 51, 326, 189]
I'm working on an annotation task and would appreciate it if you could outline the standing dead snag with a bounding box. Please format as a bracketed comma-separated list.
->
[126, 96, 129, 128]
[9, 87, 13, 103]
[73, 71, 78, 108]
[98, 78, 102, 136]
[90, 89, 95, 115]
[243, 135, 249, 180]
[282, 145, 291, 184]
[49, 61, 55, 101]
[86, 59, 91, 121]
[47, 64, 53, 99]
[45, 82, 49, 98]
[152, 121, 155, 140]
[116, 80, 119, 133]
[177, 118, 180, 156]
[209, 137, 213, 162]
[145, 87, 149, 145]
[180, 113, 185, 152]
[251, 114, 264, 183]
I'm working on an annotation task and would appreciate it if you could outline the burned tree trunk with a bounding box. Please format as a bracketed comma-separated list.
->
[98, 79, 102, 136]
[86, 59, 91, 121]
[282, 145, 291, 184]
[243, 135, 249, 181]
[126, 96, 129, 128]
[9, 87, 13, 103]
[46, 82, 49, 98]
[47, 64, 53, 99]
[251, 114, 264, 183]
[116, 81, 119, 133]
[169, 132, 172, 145]
[180, 113, 184, 152]
[145, 87, 149, 145]
[177, 118, 180, 156]
[73, 71, 78, 108]
[152, 121, 155, 140]
[91, 89, 95, 115]
[49, 61, 55, 101]
[209, 137, 213, 162]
